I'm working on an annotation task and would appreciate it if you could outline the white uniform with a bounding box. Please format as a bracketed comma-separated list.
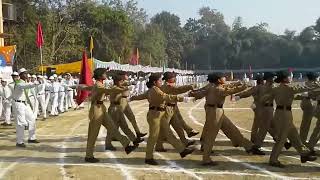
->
[36, 81, 47, 119]
[45, 82, 52, 112]
[50, 81, 60, 116]
[58, 81, 66, 113]
[1, 84, 12, 124]
[65, 79, 76, 109]
[12, 80, 37, 144]
[28, 83, 38, 117]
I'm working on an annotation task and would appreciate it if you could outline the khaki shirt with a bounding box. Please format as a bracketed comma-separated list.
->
[236, 84, 263, 104]
[89, 81, 127, 104]
[259, 83, 275, 105]
[160, 83, 194, 104]
[109, 85, 130, 104]
[130, 86, 183, 108]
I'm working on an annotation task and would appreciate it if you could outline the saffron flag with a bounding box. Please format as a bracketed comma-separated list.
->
[129, 48, 139, 65]
[36, 22, 44, 48]
[0, 45, 16, 66]
[76, 50, 93, 105]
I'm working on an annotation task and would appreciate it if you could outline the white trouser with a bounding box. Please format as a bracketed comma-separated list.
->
[45, 92, 51, 111]
[13, 101, 36, 144]
[50, 93, 59, 115]
[58, 92, 65, 113]
[3, 100, 11, 124]
[0, 97, 3, 118]
[29, 95, 38, 119]
[37, 94, 47, 118]
[66, 90, 75, 108]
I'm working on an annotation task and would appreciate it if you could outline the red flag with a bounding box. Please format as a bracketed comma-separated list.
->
[76, 50, 93, 105]
[129, 48, 139, 65]
[36, 22, 44, 48]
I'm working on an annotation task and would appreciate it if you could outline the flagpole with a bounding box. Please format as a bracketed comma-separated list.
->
[40, 46, 44, 75]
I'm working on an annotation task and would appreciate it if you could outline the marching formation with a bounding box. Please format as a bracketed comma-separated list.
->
[3, 67, 320, 169]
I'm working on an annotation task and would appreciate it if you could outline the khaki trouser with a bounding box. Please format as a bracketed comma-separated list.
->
[105, 105, 136, 147]
[146, 108, 185, 159]
[121, 98, 141, 134]
[255, 106, 277, 147]
[270, 109, 309, 163]
[86, 104, 130, 158]
[251, 108, 261, 143]
[307, 106, 320, 150]
[175, 106, 194, 133]
[300, 108, 315, 144]
[202, 107, 253, 163]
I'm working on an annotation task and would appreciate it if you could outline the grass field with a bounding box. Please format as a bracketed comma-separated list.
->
[1, 98, 320, 180]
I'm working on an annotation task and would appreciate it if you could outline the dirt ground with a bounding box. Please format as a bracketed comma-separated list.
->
[1, 98, 320, 180]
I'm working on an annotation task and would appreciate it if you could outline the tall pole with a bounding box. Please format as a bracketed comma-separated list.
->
[0, 0, 4, 46]
[40, 47, 44, 75]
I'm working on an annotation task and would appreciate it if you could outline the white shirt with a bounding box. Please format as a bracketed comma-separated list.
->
[12, 80, 37, 101]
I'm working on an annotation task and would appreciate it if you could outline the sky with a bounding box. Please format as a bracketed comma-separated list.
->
[135, 0, 320, 35]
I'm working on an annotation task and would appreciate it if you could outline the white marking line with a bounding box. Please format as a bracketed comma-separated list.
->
[0, 160, 280, 178]
[59, 119, 86, 180]
[187, 99, 297, 179]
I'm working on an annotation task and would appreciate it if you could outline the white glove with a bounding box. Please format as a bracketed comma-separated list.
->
[234, 96, 241, 101]
[251, 103, 256, 110]
[301, 92, 309, 97]
[127, 97, 131, 102]
[183, 97, 195, 103]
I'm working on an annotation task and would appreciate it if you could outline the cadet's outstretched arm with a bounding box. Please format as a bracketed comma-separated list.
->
[235, 86, 257, 99]
[219, 84, 247, 97]
[154, 87, 183, 102]
[169, 85, 195, 95]
[130, 92, 148, 101]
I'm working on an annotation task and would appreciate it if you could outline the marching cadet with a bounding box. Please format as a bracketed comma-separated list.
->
[261, 71, 318, 168]
[29, 75, 38, 118]
[105, 74, 144, 150]
[36, 75, 47, 120]
[45, 77, 52, 112]
[119, 71, 147, 138]
[299, 72, 318, 145]
[49, 76, 60, 116]
[13, 68, 40, 147]
[65, 73, 76, 110]
[58, 76, 66, 113]
[130, 73, 194, 165]
[84, 68, 137, 163]
[0, 79, 12, 126]
[155, 72, 199, 151]
[234, 74, 265, 143]
[190, 73, 264, 166]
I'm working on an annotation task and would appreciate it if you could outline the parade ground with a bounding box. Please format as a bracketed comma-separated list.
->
[1, 98, 320, 180]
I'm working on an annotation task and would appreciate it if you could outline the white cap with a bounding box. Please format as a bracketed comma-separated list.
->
[12, 72, 19, 76]
[58, 76, 62, 79]
[66, 73, 71, 76]
[27, 74, 31, 78]
[37, 75, 43, 79]
[53, 74, 58, 78]
[49, 76, 54, 80]
[18, 68, 27, 74]
[44, 75, 48, 79]
[31, 75, 37, 78]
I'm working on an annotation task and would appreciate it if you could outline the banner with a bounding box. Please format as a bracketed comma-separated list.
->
[0, 45, 16, 66]
[38, 59, 93, 74]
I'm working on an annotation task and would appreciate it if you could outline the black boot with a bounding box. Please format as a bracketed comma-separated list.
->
[202, 161, 218, 166]
[186, 140, 196, 147]
[85, 157, 100, 163]
[180, 148, 195, 158]
[269, 161, 285, 168]
[301, 155, 317, 163]
[284, 142, 292, 150]
[188, 131, 199, 138]
[250, 146, 265, 155]
[125, 145, 137, 154]
[16, 143, 26, 148]
[105, 146, 116, 151]
[137, 132, 147, 138]
[133, 138, 144, 146]
[145, 159, 159, 165]
[28, 139, 40, 144]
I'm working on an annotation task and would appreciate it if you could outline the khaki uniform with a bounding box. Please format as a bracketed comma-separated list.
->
[261, 83, 312, 163]
[120, 81, 142, 134]
[105, 85, 137, 147]
[155, 83, 194, 148]
[299, 81, 316, 144]
[85, 81, 130, 158]
[236, 84, 263, 142]
[131, 86, 184, 159]
[193, 83, 253, 163]
[306, 90, 320, 150]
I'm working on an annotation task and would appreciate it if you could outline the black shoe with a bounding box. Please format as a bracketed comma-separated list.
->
[24, 126, 29, 130]
[301, 155, 317, 163]
[155, 148, 167, 152]
[85, 157, 100, 163]
[186, 140, 196, 147]
[269, 161, 285, 168]
[28, 139, 40, 144]
[180, 148, 195, 158]
[105, 146, 116, 151]
[145, 159, 159, 165]
[249, 146, 265, 155]
[125, 145, 137, 154]
[137, 132, 147, 138]
[309, 150, 317, 156]
[133, 138, 144, 146]
[188, 131, 199, 138]
[16, 143, 26, 148]
[202, 161, 218, 166]
[284, 142, 292, 150]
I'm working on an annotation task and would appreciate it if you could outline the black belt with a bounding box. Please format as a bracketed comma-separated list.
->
[166, 103, 176, 107]
[51, 92, 59, 94]
[96, 101, 104, 105]
[276, 105, 292, 111]
[15, 100, 26, 103]
[264, 103, 274, 107]
[29, 95, 34, 97]
[111, 102, 120, 105]
[122, 96, 128, 98]
[318, 100, 320, 104]
[206, 104, 223, 108]
[38, 93, 44, 96]
[149, 106, 166, 111]
[67, 90, 73, 91]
